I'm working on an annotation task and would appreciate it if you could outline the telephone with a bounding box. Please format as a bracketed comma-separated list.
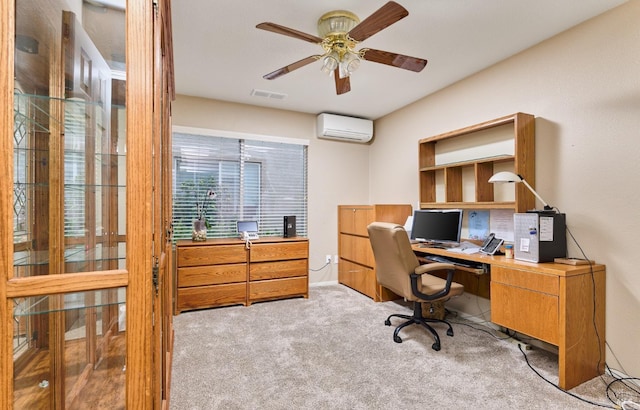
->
[240, 231, 259, 241]
[480, 233, 503, 255]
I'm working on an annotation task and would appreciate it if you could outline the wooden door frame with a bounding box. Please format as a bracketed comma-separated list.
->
[125, 0, 155, 408]
[1, 0, 161, 408]
[0, 0, 15, 408]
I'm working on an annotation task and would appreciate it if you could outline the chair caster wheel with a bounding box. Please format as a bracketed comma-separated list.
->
[385, 319, 391, 326]
[393, 335, 402, 343]
[447, 329, 454, 337]
[432, 343, 441, 351]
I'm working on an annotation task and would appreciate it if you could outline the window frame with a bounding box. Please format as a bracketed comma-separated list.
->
[171, 126, 309, 241]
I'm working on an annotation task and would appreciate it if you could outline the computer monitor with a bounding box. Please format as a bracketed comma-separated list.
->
[410, 209, 463, 247]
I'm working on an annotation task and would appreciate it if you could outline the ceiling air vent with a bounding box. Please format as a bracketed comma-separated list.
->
[250, 89, 287, 100]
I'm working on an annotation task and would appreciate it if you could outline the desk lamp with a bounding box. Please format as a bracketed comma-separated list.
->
[488, 171, 554, 211]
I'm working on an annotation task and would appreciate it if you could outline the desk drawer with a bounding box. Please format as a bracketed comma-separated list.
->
[491, 266, 559, 344]
[250, 259, 307, 281]
[250, 241, 308, 262]
[178, 264, 246, 287]
[491, 266, 560, 345]
[177, 244, 246, 267]
[491, 266, 559, 296]
[249, 277, 307, 302]
[491, 281, 559, 345]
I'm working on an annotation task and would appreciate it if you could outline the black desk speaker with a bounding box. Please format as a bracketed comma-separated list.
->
[283, 216, 296, 238]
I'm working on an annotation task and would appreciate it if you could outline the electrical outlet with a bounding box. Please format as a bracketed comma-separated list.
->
[334, 255, 339, 264]
[325, 255, 331, 264]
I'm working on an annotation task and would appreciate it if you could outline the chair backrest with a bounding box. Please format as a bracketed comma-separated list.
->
[367, 222, 420, 299]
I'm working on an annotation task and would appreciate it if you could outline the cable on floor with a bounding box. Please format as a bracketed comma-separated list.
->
[517, 344, 619, 409]
[446, 317, 513, 342]
[603, 364, 640, 409]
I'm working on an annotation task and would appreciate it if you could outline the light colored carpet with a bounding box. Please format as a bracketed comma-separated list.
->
[170, 283, 615, 409]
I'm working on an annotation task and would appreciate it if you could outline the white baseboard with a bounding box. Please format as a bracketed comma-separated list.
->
[309, 280, 339, 287]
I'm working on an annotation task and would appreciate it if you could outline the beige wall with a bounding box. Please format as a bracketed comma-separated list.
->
[371, 2, 640, 377]
[171, 97, 371, 283]
[173, 1, 639, 379]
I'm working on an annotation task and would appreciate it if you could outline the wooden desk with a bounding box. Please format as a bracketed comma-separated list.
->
[413, 245, 606, 390]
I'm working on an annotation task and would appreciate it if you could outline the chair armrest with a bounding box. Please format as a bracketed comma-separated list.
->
[410, 263, 456, 301]
[414, 262, 455, 276]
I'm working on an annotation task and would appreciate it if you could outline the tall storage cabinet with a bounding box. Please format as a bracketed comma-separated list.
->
[1, 1, 175, 408]
[338, 205, 412, 301]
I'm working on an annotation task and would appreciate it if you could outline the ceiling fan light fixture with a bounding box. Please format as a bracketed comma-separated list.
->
[256, 1, 425, 95]
[320, 51, 339, 75]
[317, 10, 360, 38]
[339, 51, 361, 78]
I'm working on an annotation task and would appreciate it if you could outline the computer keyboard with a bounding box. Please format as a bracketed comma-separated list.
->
[424, 255, 481, 269]
[427, 255, 455, 264]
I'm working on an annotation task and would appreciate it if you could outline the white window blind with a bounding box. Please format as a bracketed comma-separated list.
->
[64, 101, 87, 238]
[172, 132, 307, 240]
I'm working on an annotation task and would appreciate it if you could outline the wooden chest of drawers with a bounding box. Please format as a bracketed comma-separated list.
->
[249, 241, 309, 303]
[175, 237, 309, 314]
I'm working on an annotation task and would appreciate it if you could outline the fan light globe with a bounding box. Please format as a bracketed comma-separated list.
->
[317, 10, 360, 37]
[339, 52, 361, 78]
[320, 52, 339, 75]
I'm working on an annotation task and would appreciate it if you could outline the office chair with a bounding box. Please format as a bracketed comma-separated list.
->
[367, 222, 464, 351]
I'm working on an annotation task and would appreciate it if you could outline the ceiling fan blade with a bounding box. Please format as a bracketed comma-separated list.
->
[263, 55, 321, 80]
[347, 1, 409, 42]
[256, 22, 323, 44]
[334, 69, 351, 95]
[361, 48, 427, 72]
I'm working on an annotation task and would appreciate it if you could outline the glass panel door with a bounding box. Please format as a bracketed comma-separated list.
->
[12, 288, 126, 409]
[11, 1, 128, 408]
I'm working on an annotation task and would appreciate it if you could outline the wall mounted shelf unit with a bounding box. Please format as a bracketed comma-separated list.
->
[418, 113, 535, 212]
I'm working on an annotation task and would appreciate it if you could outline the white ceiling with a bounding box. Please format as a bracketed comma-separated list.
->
[171, 0, 626, 120]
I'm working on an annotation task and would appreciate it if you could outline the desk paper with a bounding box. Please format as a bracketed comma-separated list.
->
[467, 210, 489, 240]
[539, 216, 554, 241]
[490, 209, 515, 242]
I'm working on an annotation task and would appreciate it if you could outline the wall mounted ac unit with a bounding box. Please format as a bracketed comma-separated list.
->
[316, 113, 373, 143]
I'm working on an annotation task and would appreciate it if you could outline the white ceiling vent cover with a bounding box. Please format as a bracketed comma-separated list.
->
[250, 89, 287, 100]
[316, 113, 373, 143]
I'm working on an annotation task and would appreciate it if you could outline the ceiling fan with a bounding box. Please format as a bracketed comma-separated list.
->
[256, 1, 428, 95]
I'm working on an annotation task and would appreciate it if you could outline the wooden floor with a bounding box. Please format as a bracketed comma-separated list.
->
[13, 333, 126, 409]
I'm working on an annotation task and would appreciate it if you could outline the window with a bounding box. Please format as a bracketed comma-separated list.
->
[172, 131, 308, 240]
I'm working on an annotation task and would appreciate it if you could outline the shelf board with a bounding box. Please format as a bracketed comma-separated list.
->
[419, 201, 516, 210]
[419, 154, 514, 172]
[418, 113, 528, 144]
[14, 245, 126, 267]
[13, 289, 125, 317]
